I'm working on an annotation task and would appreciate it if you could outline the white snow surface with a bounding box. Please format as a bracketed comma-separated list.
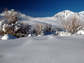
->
[57, 31, 72, 36]
[77, 30, 84, 35]
[0, 35, 84, 63]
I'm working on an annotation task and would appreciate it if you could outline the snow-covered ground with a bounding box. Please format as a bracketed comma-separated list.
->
[0, 9, 84, 63]
[0, 35, 84, 63]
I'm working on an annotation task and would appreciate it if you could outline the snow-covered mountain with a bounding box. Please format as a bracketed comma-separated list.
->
[1, 9, 84, 28]
[55, 10, 75, 18]
[54, 10, 84, 21]
[18, 10, 84, 26]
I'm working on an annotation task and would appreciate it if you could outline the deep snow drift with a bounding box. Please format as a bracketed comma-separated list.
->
[0, 35, 84, 63]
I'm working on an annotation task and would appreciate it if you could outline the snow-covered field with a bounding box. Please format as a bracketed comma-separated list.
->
[0, 35, 84, 63]
[0, 9, 84, 63]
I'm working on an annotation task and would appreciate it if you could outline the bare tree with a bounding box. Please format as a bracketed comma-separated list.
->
[34, 24, 43, 35]
[43, 24, 52, 33]
[61, 15, 81, 33]
[3, 9, 19, 24]
[0, 27, 4, 36]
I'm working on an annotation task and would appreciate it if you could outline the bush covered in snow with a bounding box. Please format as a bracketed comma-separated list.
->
[61, 15, 82, 34]
[3, 9, 20, 24]
[0, 9, 31, 38]
[0, 9, 58, 39]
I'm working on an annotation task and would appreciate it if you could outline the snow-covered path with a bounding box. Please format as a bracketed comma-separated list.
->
[0, 35, 84, 63]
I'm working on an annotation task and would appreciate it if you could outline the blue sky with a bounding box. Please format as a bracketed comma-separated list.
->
[0, 0, 84, 17]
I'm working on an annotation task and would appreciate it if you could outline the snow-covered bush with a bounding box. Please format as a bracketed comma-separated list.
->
[0, 9, 61, 39]
[0, 20, 8, 27]
[2, 24, 12, 33]
[0, 27, 4, 36]
[3, 9, 19, 24]
[0, 21, 31, 38]
[61, 15, 81, 34]
[33, 24, 43, 36]
[43, 24, 52, 33]
[0, 9, 30, 38]
[14, 22, 31, 37]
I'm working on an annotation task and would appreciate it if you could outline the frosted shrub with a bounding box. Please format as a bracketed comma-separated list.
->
[61, 15, 81, 34]
[12, 22, 31, 38]
[2, 24, 12, 34]
[4, 9, 19, 24]
[43, 24, 52, 33]
[34, 24, 43, 36]
[0, 9, 57, 38]
[0, 27, 4, 36]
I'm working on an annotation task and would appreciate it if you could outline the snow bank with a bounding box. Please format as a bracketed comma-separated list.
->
[76, 30, 84, 35]
[0, 35, 84, 63]
[1, 34, 17, 40]
[56, 31, 72, 36]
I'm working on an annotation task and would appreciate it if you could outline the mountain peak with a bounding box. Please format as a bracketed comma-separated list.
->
[54, 10, 77, 20]
[63, 10, 73, 13]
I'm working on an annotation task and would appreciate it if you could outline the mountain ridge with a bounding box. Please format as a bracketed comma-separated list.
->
[0, 9, 84, 26]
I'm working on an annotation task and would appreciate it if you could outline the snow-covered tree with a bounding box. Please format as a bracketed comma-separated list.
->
[61, 15, 81, 34]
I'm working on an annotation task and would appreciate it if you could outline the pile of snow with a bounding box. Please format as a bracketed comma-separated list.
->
[1, 34, 17, 40]
[56, 31, 72, 36]
[28, 34, 32, 37]
[76, 30, 84, 35]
